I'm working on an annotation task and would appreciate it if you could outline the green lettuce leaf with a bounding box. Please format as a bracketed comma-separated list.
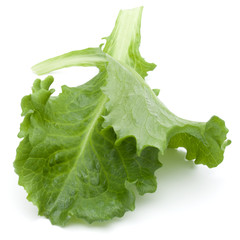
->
[15, 6, 230, 226]
[14, 75, 161, 226]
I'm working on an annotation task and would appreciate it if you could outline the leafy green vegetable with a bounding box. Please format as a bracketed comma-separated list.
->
[14, 6, 230, 226]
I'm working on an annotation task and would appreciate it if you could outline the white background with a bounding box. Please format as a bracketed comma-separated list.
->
[0, 0, 239, 239]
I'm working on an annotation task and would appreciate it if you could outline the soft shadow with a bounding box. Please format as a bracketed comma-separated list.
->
[133, 148, 196, 207]
[157, 148, 195, 179]
[65, 216, 121, 229]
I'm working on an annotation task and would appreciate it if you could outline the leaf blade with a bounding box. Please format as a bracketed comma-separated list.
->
[14, 74, 161, 225]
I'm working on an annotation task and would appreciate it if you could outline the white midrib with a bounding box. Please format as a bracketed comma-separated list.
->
[49, 94, 108, 214]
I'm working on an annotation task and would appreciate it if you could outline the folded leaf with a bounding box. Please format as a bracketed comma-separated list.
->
[102, 56, 230, 167]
